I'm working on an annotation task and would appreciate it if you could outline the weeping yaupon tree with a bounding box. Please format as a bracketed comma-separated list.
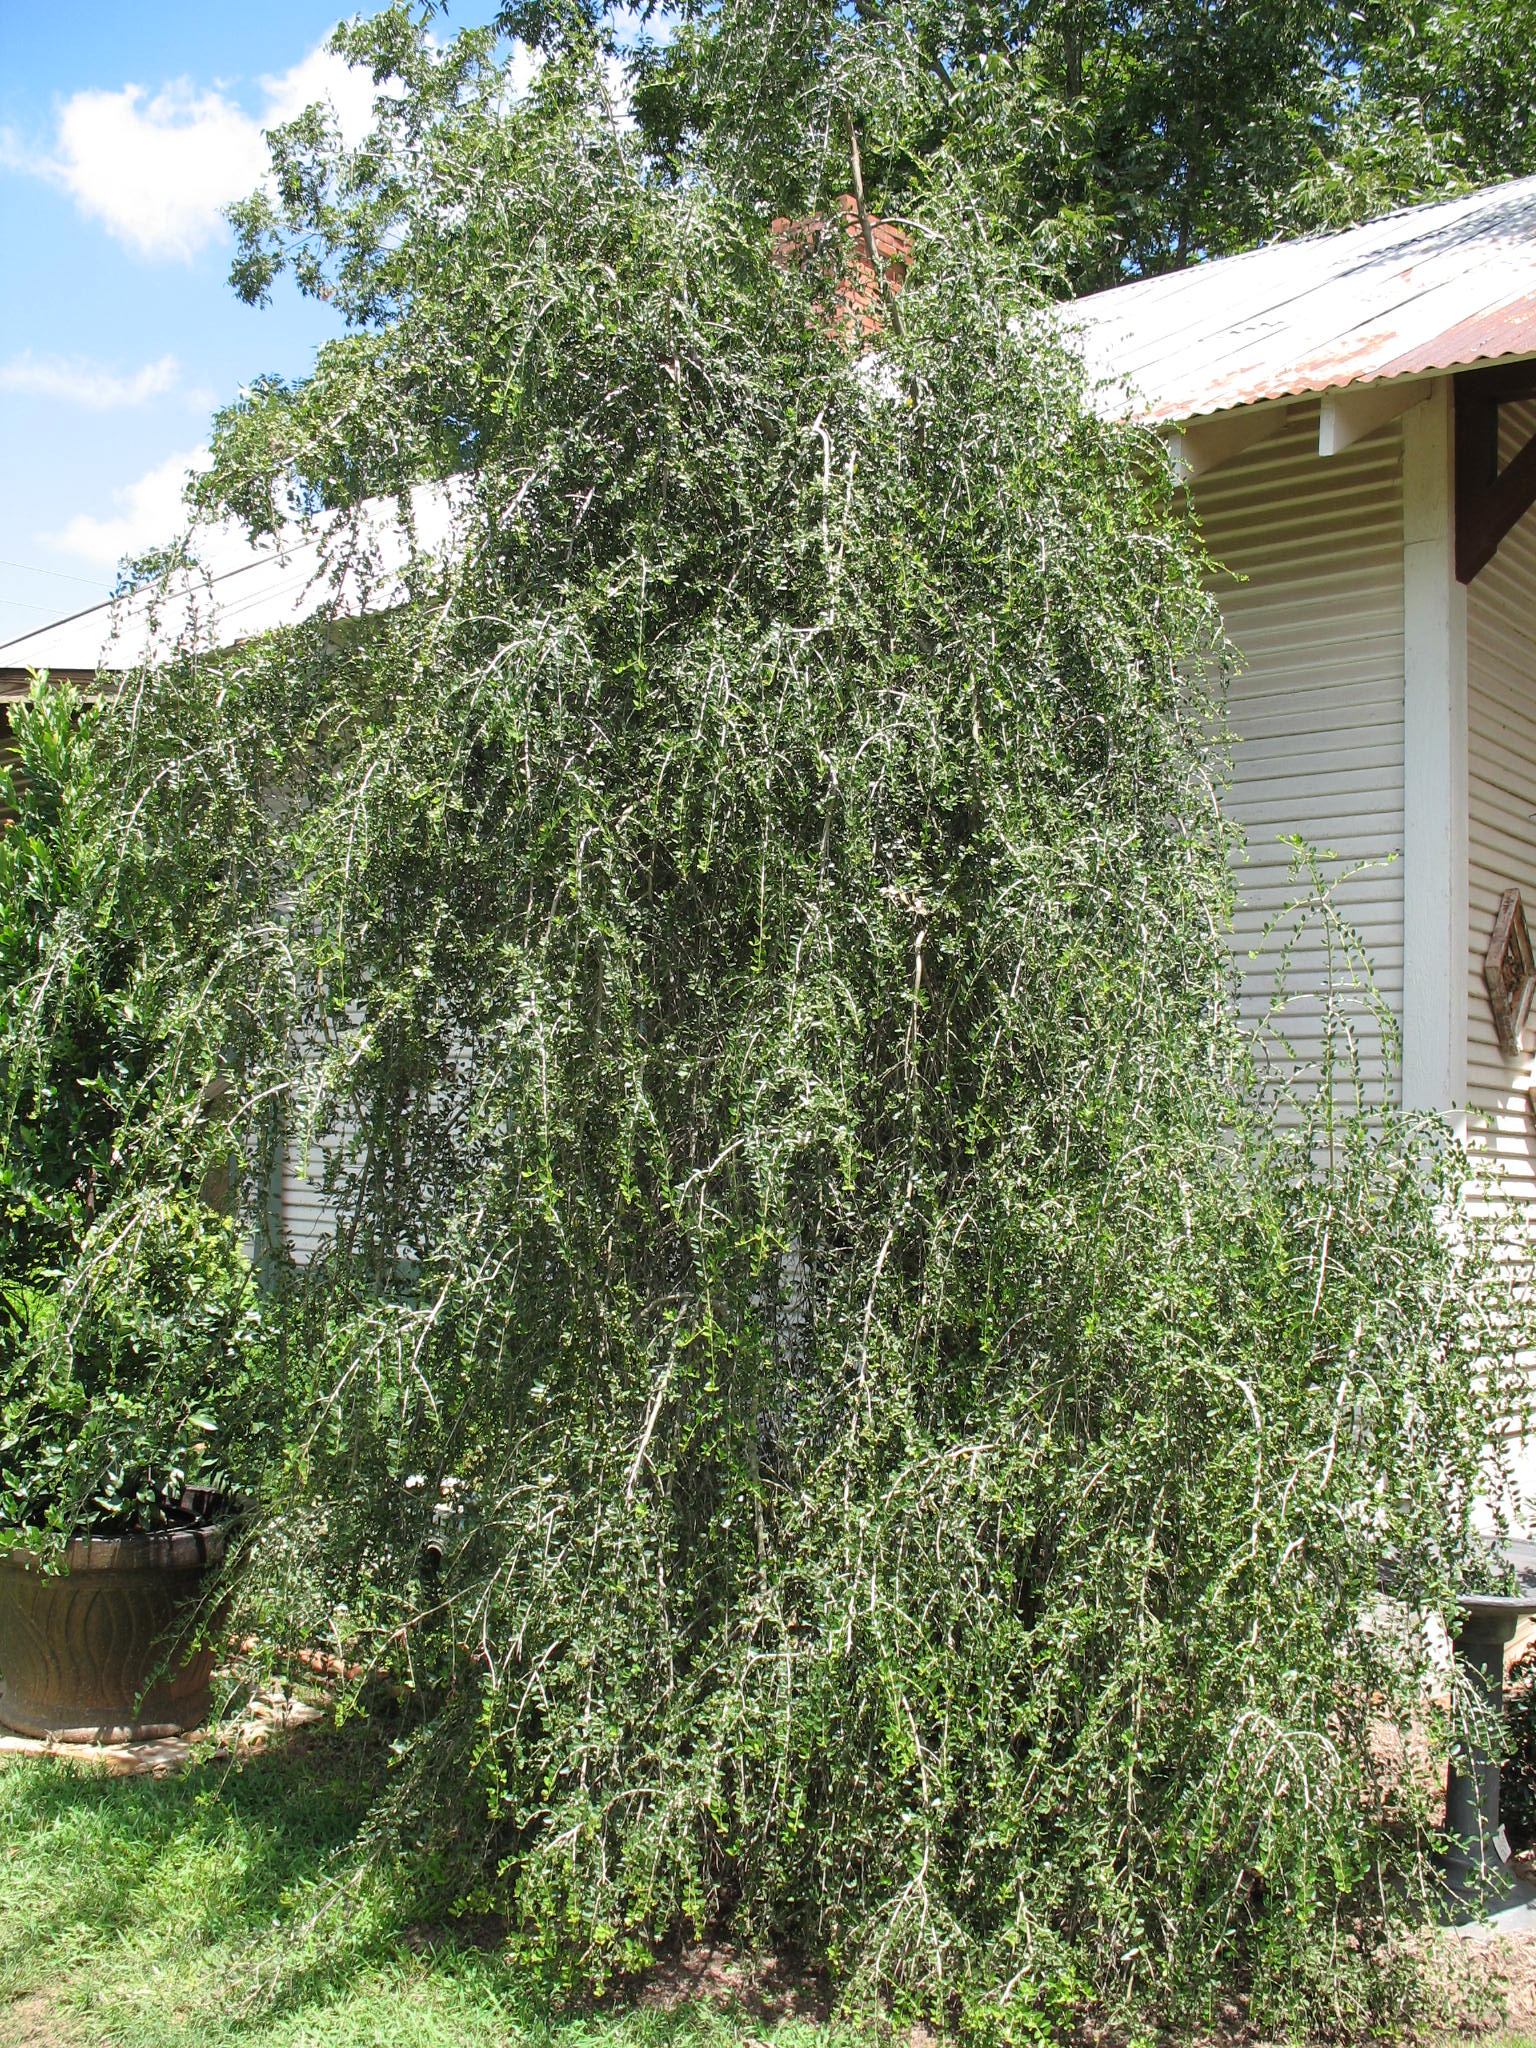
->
[77, 8, 1527, 2032]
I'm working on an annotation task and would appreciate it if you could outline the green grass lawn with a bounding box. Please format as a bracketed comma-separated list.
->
[6, 1724, 1536, 2048]
[0, 1723, 826, 2048]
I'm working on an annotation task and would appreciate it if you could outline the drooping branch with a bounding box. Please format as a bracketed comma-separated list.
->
[843, 111, 905, 339]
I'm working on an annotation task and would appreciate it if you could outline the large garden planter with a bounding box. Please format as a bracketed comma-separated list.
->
[0, 1517, 232, 1742]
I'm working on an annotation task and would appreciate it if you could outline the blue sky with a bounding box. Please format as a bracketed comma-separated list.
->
[0, 2, 502, 647]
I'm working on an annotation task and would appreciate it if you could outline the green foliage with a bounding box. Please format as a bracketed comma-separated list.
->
[0, 683, 275, 1538]
[28, 8, 1533, 2034]
[86, 18, 1527, 2032]
[1341, 0, 1536, 200]
[582, 0, 1536, 290]
[227, 0, 1536, 313]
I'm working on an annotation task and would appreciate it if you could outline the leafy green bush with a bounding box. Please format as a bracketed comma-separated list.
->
[33, 14, 1532, 2036]
[0, 683, 272, 1539]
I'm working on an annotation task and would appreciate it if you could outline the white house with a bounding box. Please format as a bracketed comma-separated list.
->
[1068, 176, 1536, 1186]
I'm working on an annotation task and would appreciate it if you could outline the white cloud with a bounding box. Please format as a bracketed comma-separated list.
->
[260, 45, 383, 149]
[0, 351, 180, 409]
[43, 81, 270, 262]
[45, 447, 212, 567]
[507, 41, 544, 101]
[8, 41, 385, 264]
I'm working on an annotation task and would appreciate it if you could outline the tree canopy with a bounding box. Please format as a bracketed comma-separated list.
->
[490, 0, 1536, 290]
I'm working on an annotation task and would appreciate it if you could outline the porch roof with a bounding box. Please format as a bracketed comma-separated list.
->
[1065, 174, 1536, 426]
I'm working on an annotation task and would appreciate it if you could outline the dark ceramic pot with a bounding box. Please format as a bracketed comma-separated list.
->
[0, 1518, 231, 1742]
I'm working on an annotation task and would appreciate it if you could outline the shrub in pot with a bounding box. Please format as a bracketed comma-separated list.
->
[0, 681, 269, 1739]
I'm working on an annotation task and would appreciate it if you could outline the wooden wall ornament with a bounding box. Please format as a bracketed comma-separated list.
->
[1484, 888, 1536, 1056]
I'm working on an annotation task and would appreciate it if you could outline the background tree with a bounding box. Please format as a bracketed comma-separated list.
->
[519, 0, 1536, 291]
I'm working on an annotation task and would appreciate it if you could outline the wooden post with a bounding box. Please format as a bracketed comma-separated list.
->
[1402, 379, 1469, 1131]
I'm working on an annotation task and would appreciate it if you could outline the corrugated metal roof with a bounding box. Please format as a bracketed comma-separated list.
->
[1065, 174, 1536, 424]
[0, 483, 457, 687]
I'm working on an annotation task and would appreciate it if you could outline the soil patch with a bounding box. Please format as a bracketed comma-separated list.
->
[623, 1942, 832, 2023]
[0, 1990, 90, 2048]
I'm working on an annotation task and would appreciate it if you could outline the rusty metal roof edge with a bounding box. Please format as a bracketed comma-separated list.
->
[1130, 342, 1536, 427]
[1064, 176, 1536, 426]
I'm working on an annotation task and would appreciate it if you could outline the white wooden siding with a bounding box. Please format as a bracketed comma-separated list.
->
[1192, 402, 1406, 1094]
[1465, 402, 1536, 1216]
[282, 1130, 342, 1263]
